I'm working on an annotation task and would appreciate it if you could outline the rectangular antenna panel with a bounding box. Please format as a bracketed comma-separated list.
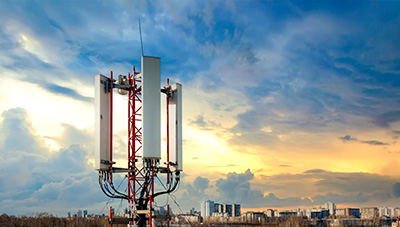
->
[169, 83, 183, 171]
[95, 74, 111, 170]
[142, 56, 161, 159]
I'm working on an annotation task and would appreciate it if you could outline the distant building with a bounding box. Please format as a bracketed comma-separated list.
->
[278, 211, 297, 217]
[123, 208, 129, 215]
[154, 207, 167, 215]
[212, 212, 229, 217]
[379, 207, 395, 217]
[83, 210, 88, 218]
[336, 208, 360, 218]
[213, 203, 221, 213]
[189, 207, 195, 215]
[395, 208, 400, 217]
[265, 209, 274, 217]
[296, 208, 307, 217]
[224, 204, 232, 216]
[360, 207, 378, 219]
[201, 200, 240, 217]
[201, 200, 214, 217]
[348, 208, 360, 218]
[325, 202, 336, 215]
[306, 208, 329, 219]
[233, 204, 241, 217]
[77, 210, 82, 218]
[244, 211, 265, 222]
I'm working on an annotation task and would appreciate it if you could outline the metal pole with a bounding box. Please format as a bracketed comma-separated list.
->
[128, 71, 132, 225]
[110, 71, 113, 183]
[166, 78, 170, 184]
[167, 204, 170, 227]
[109, 206, 112, 227]
[166, 78, 171, 227]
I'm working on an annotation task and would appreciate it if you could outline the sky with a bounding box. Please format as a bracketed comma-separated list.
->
[1, 0, 400, 216]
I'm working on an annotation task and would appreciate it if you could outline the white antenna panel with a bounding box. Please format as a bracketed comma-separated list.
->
[142, 56, 161, 159]
[169, 83, 182, 171]
[95, 74, 111, 170]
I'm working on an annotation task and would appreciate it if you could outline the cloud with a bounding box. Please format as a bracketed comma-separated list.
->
[173, 166, 400, 211]
[360, 140, 389, 146]
[193, 176, 209, 193]
[215, 169, 264, 205]
[374, 111, 400, 128]
[393, 182, 400, 198]
[312, 193, 370, 204]
[1, 0, 400, 215]
[339, 135, 389, 146]
[339, 135, 357, 142]
[189, 114, 221, 131]
[0, 108, 48, 158]
[192, 168, 396, 209]
[0, 108, 107, 215]
[41, 83, 93, 103]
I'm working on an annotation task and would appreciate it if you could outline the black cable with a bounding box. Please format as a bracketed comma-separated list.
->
[99, 172, 128, 200]
[100, 179, 126, 199]
[109, 175, 128, 198]
[152, 172, 180, 199]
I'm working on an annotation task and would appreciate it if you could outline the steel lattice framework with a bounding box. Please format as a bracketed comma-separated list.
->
[96, 58, 181, 227]
[127, 68, 154, 226]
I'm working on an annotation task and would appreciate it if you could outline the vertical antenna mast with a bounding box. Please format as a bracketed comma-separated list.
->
[139, 19, 144, 56]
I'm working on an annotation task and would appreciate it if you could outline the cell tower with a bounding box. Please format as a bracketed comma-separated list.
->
[94, 56, 183, 227]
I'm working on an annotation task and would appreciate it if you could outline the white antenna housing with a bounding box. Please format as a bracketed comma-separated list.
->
[169, 83, 182, 171]
[95, 74, 111, 170]
[142, 56, 161, 159]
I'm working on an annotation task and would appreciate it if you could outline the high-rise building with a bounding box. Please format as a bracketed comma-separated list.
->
[201, 200, 214, 217]
[360, 207, 378, 219]
[215, 203, 224, 213]
[379, 207, 395, 217]
[77, 210, 83, 218]
[201, 200, 241, 217]
[324, 202, 336, 215]
[233, 204, 241, 217]
[336, 208, 360, 218]
[223, 204, 232, 216]
[189, 207, 195, 215]
[214, 203, 220, 213]
[83, 210, 88, 218]
[265, 209, 274, 217]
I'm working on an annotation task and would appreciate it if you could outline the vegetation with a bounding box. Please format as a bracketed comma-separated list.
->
[0, 213, 108, 227]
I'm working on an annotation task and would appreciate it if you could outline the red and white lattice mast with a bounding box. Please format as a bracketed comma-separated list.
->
[94, 56, 182, 227]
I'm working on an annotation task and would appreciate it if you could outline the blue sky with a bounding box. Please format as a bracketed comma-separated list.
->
[1, 0, 400, 216]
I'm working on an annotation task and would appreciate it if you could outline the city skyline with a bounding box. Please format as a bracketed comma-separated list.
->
[0, 0, 400, 216]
